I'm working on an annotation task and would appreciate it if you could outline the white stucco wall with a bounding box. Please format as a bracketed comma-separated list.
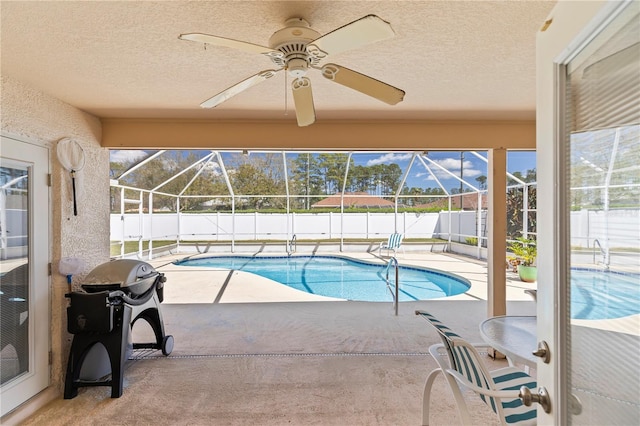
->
[1, 76, 109, 401]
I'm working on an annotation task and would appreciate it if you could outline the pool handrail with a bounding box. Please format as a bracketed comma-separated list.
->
[593, 238, 609, 269]
[287, 234, 297, 255]
[385, 256, 399, 316]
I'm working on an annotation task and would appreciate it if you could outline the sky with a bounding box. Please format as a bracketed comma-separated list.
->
[110, 149, 536, 192]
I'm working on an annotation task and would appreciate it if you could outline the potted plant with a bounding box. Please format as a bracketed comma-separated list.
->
[508, 237, 537, 282]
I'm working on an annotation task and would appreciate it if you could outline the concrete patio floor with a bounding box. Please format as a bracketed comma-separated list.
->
[21, 300, 539, 426]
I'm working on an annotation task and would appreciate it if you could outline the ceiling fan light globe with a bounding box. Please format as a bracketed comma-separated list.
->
[287, 58, 308, 78]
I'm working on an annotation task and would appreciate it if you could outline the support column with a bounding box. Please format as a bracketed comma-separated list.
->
[487, 148, 507, 317]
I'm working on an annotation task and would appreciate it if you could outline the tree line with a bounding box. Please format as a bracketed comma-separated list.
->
[110, 152, 537, 213]
[112, 152, 437, 212]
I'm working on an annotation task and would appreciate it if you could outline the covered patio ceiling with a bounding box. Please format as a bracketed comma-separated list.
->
[1, 1, 555, 126]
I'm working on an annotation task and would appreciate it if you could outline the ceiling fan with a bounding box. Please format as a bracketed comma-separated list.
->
[179, 15, 405, 127]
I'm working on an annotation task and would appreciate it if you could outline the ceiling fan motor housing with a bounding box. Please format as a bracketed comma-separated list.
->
[269, 18, 321, 77]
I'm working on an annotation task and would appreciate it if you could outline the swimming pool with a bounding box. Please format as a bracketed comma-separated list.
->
[176, 255, 470, 301]
[571, 269, 640, 320]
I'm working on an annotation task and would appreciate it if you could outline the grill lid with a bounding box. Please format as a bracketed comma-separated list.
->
[82, 260, 158, 294]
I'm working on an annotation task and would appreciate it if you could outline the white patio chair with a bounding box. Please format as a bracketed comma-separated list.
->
[415, 310, 537, 425]
[378, 233, 404, 257]
[524, 289, 537, 301]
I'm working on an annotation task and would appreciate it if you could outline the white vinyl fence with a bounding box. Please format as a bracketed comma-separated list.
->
[570, 209, 640, 249]
[110, 209, 639, 259]
[111, 211, 444, 242]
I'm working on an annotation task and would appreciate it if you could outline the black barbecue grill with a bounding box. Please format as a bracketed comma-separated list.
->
[64, 259, 174, 399]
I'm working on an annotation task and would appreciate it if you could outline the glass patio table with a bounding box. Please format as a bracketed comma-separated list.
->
[479, 315, 538, 368]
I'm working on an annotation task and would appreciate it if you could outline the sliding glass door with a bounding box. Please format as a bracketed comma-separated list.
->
[1, 135, 50, 416]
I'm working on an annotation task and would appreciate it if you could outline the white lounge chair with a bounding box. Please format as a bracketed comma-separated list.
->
[378, 233, 404, 257]
[415, 310, 537, 425]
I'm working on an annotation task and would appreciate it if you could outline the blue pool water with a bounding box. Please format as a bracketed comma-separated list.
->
[176, 255, 470, 301]
[571, 269, 640, 320]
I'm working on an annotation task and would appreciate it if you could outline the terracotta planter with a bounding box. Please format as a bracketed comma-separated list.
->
[518, 265, 537, 283]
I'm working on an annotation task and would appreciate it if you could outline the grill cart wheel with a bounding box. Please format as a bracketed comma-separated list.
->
[162, 335, 174, 356]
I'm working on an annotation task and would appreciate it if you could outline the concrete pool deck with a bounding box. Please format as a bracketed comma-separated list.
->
[150, 251, 538, 305]
[147, 250, 639, 336]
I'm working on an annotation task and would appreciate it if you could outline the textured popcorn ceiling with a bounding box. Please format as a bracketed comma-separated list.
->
[1, 1, 556, 122]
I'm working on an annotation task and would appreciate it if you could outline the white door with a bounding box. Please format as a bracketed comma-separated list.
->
[537, 1, 640, 424]
[0, 135, 50, 416]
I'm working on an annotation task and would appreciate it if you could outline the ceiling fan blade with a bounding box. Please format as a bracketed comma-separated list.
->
[321, 64, 405, 105]
[200, 69, 280, 108]
[179, 33, 284, 60]
[307, 15, 394, 60]
[291, 77, 315, 127]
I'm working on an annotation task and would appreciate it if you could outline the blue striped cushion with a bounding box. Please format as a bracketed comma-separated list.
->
[491, 368, 537, 424]
[415, 310, 461, 371]
[415, 310, 461, 339]
[385, 233, 403, 249]
[452, 345, 497, 412]
[451, 337, 537, 424]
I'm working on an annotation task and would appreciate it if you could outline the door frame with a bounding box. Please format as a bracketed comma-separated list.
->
[536, 1, 633, 424]
[0, 134, 51, 416]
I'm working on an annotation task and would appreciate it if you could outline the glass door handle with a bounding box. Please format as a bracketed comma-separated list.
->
[519, 386, 551, 413]
[532, 340, 550, 363]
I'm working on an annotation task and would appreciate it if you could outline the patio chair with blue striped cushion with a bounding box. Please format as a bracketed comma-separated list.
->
[378, 233, 404, 257]
[415, 310, 537, 425]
